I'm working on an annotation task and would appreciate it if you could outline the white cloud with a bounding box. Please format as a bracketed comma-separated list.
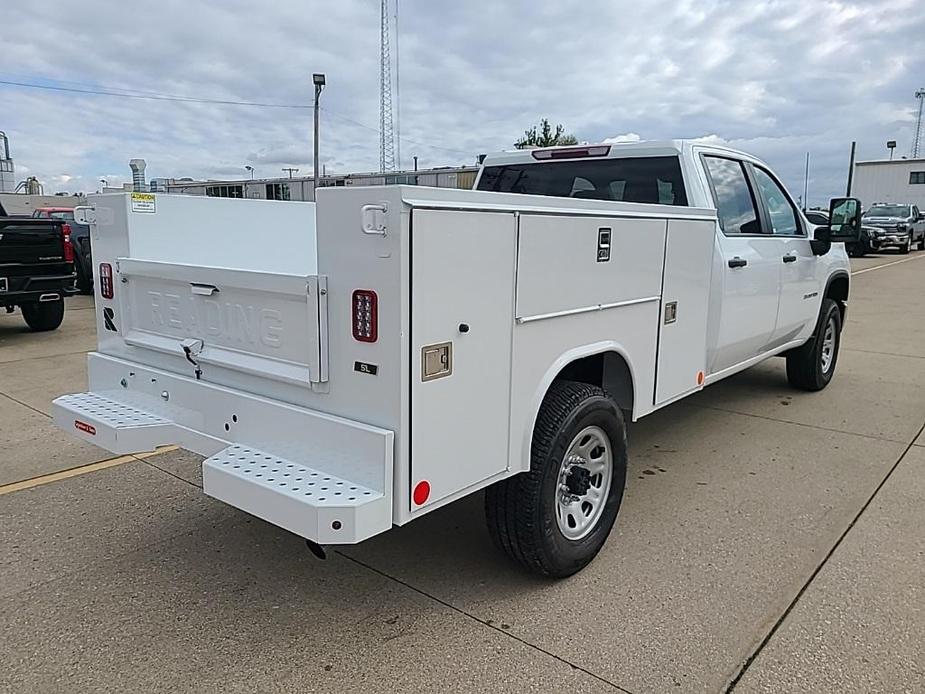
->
[1, 0, 924, 205]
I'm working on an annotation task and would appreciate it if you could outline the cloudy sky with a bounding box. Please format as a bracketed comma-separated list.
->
[3, 0, 924, 205]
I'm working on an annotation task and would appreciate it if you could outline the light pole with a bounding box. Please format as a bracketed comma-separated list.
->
[887, 140, 896, 161]
[245, 165, 255, 179]
[313, 73, 326, 198]
[282, 167, 299, 179]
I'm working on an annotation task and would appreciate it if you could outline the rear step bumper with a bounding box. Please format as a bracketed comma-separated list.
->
[53, 353, 394, 544]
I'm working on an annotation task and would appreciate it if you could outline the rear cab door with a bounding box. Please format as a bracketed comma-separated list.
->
[698, 152, 781, 374]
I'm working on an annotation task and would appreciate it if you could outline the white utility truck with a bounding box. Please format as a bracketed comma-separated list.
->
[54, 141, 862, 577]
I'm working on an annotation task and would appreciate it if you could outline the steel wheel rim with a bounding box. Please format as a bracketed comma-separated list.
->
[555, 425, 613, 541]
[820, 316, 836, 373]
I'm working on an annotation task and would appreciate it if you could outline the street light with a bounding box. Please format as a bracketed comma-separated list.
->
[313, 73, 326, 197]
[245, 165, 255, 179]
[887, 140, 897, 161]
[282, 167, 299, 179]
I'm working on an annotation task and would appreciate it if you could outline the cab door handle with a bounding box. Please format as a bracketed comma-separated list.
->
[782, 253, 798, 263]
[727, 257, 747, 268]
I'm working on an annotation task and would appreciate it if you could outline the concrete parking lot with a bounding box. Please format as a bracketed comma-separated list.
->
[2, 253, 924, 694]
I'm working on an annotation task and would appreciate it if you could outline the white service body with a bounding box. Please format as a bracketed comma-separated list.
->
[54, 141, 850, 547]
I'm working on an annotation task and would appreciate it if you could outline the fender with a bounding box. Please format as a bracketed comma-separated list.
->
[519, 340, 638, 474]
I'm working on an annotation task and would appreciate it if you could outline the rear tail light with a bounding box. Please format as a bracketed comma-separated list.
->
[99, 263, 114, 299]
[531, 145, 611, 160]
[61, 223, 75, 263]
[352, 290, 378, 342]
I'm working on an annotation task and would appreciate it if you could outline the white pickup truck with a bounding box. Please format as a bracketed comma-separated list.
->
[54, 141, 862, 577]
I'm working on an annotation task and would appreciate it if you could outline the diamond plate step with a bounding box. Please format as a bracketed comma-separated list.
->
[53, 392, 176, 453]
[203, 444, 392, 544]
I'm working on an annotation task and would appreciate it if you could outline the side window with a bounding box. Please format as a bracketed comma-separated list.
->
[752, 167, 801, 236]
[703, 156, 762, 235]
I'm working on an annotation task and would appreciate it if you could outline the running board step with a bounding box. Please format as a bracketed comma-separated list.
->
[53, 392, 176, 454]
[203, 444, 393, 544]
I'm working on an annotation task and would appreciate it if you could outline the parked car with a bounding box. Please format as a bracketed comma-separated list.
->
[805, 209, 880, 257]
[55, 143, 862, 577]
[32, 207, 93, 291]
[860, 203, 925, 254]
[1, 201, 78, 330]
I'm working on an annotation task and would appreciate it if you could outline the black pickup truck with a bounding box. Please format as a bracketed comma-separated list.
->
[0, 200, 78, 331]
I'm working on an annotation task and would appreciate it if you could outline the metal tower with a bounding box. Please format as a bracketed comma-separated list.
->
[913, 88, 925, 159]
[379, 0, 396, 172]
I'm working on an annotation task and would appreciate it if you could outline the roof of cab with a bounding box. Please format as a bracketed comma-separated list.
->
[479, 139, 760, 168]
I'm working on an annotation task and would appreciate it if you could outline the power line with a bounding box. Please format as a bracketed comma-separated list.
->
[0, 77, 472, 158]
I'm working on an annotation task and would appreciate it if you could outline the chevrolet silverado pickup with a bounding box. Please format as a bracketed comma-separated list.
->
[0, 200, 77, 330]
[53, 140, 862, 577]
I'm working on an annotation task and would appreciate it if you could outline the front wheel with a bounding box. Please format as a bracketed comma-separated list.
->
[786, 298, 841, 391]
[485, 380, 628, 577]
[21, 299, 65, 332]
[899, 241, 910, 254]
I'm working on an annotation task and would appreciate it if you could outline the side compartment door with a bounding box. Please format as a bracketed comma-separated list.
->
[409, 209, 516, 511]
[701, 155, 781, 374]
[655, 218, 715, 405]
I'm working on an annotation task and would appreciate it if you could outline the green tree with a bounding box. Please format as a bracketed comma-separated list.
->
[514, 119, 578, 149]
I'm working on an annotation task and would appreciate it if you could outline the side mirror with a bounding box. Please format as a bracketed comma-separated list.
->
[828, 197, 862, 243]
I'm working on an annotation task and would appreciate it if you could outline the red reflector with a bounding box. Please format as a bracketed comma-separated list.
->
[352, 289, 378, 342]
[99, 263, 114, 299]
[531, 145, 611, 160]
[413, 480, 430, 506]
[61, 223, 75, 263]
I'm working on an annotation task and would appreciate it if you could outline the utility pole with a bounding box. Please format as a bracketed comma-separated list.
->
[802, 152, 810, 211]
[282, 167, 299, 179]
[313, 73, 326, 194]
[413, 155, 418, 172]
[846, 141, 856, 196]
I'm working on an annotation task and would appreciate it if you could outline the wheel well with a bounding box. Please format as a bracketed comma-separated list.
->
[553, 351, 634, 416]
[826, 274, 849, 321]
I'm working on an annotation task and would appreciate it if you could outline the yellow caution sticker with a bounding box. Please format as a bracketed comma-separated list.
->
[131, 192, 156, 213]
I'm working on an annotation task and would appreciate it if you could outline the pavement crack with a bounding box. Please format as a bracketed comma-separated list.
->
[0, 390, 50, 419]
[843, 347, 925, 361]
[725, 416, 925, 691]
[335, 551, 636, 694]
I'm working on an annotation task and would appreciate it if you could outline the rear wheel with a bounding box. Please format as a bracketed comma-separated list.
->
[786, 298, 841, 391]
[899, 241, 910, 254]
[21, 299, 65, 332]
[918, 235, 925, 251]
[485, 380, 628, 577]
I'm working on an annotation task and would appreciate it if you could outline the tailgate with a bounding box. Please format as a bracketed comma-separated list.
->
[0, 220, 65, 267]
[116, 258, 328, 388]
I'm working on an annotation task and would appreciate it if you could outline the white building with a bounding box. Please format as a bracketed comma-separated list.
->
[162, 165, 480, 201]
[852, 158, 925, 208]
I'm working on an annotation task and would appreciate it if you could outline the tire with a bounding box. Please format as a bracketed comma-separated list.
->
[918, 235, 925, 251]
[899, 241, 910, 254]
[786, 298, 841, 391]
[485, 380, 628, 578]
[21, 299, 65, 332]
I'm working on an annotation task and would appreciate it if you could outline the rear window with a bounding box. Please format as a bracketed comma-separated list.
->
[48, 211, 75, 221]
[476, 156, 688, 206]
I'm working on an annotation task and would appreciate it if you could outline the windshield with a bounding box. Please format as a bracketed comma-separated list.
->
[476, 156, 688, 206]
[864, 205, 909, 218]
